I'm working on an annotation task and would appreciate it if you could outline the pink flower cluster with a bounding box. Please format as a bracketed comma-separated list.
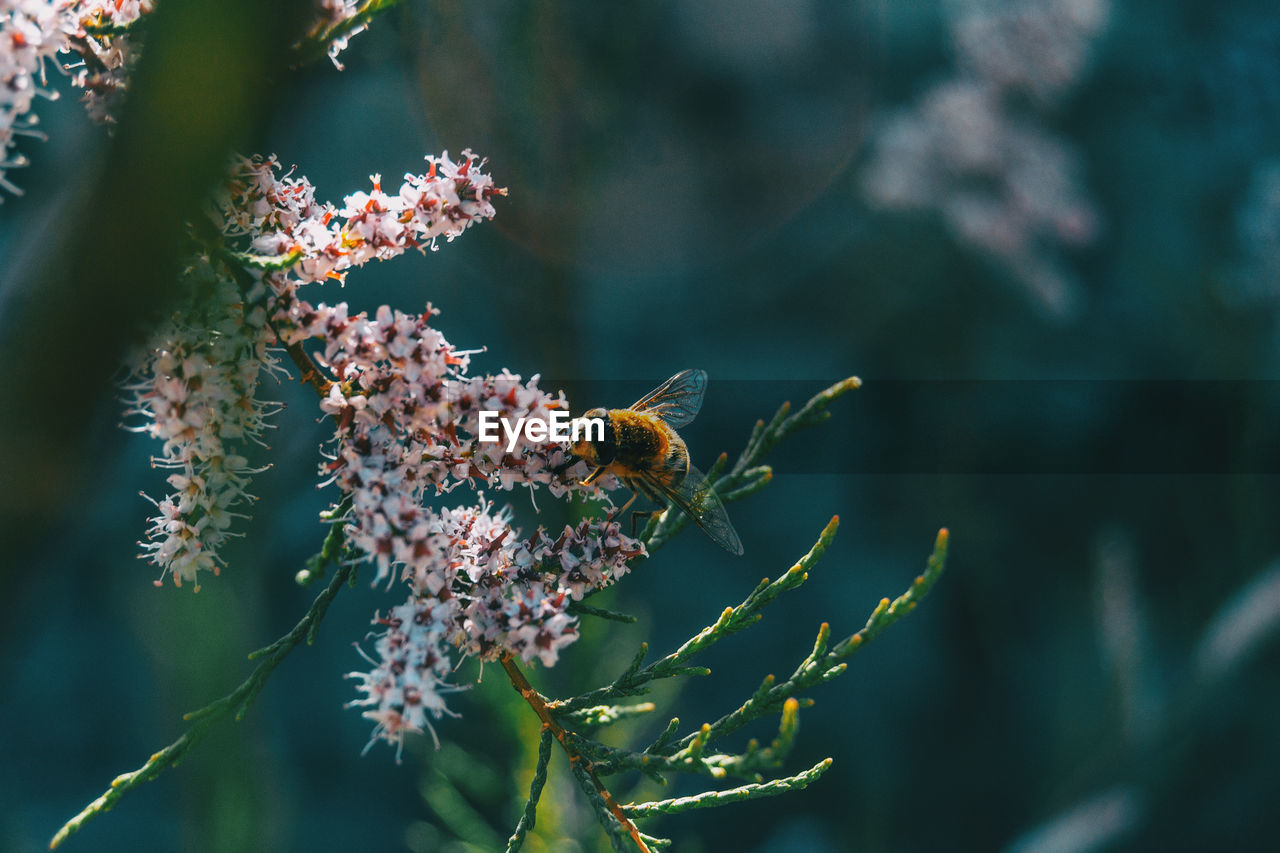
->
[68, 0, 153, 122]
[121, 259, 281, 588]
[65, 0, 648, 753]
[314, 347, 613, 590]
[124, 150, 511, 592]
[221, 150, 504, 285]
[321, 312, 644, 749]
[949, 0, 1108, 106]
[1, 1, 149, 194]
[860, 0, 1107, 316]
[1, 0, 378, 197]
[210, 152, 645, 750]
[349, 502, 643, 753]
[1, 0, 63, 195]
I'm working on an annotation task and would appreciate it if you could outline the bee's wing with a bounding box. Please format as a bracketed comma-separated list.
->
[629, 369, 707, 429]
[639, 463, 743, 555]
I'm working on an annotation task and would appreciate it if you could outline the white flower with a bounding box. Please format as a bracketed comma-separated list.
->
[122, 258, 279, 588]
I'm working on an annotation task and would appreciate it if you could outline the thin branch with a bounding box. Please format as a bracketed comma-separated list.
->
[552, 516, 842, 714]
[50, 557, 355, 849]
[558, 702, 657, 729]
[279, 338, 333, 397]
[580, 697, 803, 783]
[499, 653, 653, 853]
[505, 727, 554, 853]
[568, 601, 638, 624]
[666, 527, 949, 754]
[622, 757, 833, 818]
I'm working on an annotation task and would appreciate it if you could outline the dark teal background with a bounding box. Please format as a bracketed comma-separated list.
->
[3, 1, 1280, 851]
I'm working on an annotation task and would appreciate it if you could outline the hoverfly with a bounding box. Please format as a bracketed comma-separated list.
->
[566, 369, 743, 555]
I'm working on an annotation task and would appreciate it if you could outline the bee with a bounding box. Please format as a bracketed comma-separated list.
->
[567, 369, 743, 555]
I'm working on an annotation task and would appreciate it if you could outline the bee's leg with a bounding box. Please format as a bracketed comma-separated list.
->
[630, 510, 654, 539]
[580, 466, 607, 486]
[608, 491, 637, 522]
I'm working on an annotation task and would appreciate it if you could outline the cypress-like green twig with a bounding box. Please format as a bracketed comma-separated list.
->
[622, 758, 834, 818]
[664, 527, 950, 755]
[568, 601, 639, 624]
[559, 702, 658, 729]
[551, 517, 843, 714]
[513, 521, 947, 846]
[504, 727, 555, 853]
[640, 377, 861, 555]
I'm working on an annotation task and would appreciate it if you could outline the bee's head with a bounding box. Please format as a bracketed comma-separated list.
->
[568, 407, 614, 467]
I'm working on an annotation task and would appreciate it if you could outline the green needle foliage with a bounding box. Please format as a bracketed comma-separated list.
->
[504, 729, 554, 853]
[622, 757, 834, 818]
[512, 522, 948, 851]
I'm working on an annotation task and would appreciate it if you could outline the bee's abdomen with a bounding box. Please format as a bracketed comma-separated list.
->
[608, 409, 669, 471]
[663, 443, 690, 487]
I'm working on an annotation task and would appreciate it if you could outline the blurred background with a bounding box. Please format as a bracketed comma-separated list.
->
[3, 0, 1280, 850]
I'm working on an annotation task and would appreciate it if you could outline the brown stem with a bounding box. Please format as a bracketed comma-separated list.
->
[282, 339, 332, 396]
[499, 652, 651, 853]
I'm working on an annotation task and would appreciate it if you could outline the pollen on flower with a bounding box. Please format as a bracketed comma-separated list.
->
[217, 149, 506, 287]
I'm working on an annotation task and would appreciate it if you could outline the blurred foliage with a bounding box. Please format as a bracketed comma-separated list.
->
[5, 0, 1280, 851]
